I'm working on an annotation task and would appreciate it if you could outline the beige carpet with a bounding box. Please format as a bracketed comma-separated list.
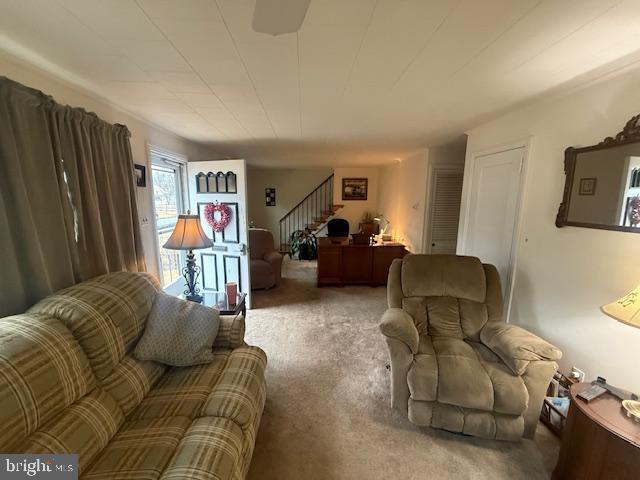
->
[245, 258, 558, 480]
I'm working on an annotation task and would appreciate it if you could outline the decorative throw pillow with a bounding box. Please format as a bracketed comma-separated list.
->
[134, 292, 220, 367]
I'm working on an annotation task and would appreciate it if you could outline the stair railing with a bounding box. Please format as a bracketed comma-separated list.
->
[279, 174, 334, 251]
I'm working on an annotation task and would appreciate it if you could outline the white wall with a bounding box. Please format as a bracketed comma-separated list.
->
[332, 167, 379, 234]
[0, 53, 213, 280]
[376, 152, 429, 252]
[459, 67, 640, 393]
[377, 144, 465, 253]
[247, 166, 333, 244]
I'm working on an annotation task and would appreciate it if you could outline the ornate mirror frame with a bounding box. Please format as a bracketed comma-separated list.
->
[556, 114, 640, 232]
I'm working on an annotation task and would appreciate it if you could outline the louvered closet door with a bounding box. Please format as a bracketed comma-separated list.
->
[427, 169, 464, 254]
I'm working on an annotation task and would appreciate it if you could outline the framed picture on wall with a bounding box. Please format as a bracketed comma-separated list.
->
[134, 164, 146, 187]
[579, 177, 597, 195]
[342, 178, 368, 200]
[265, 188, 276, 206]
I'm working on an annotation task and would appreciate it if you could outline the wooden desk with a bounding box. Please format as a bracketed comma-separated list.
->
[552, 383, 640, 480]
[317, 242, 406, 286]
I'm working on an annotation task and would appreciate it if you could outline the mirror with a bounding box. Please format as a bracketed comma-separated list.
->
[556, 114, 640, 232]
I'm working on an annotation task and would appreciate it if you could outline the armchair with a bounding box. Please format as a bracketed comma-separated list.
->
[249, 228, 283, 290]
[380, 254, 562, 440]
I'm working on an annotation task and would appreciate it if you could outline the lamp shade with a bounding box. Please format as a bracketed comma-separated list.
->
[163, 214, 213, 250]
[601, 285, 640, 329]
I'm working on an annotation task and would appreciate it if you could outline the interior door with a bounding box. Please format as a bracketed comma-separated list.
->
[461, 147, 524, 300]
[187, 159, 252, 309]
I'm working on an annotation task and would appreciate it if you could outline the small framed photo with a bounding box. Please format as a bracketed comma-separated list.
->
[134, 164, 146, 187]
[265, 188, 276, 206]
[579, 177, 596, 195]
[342, 178, 368, 201]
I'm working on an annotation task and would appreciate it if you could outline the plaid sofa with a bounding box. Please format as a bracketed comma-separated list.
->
[0, 272, 267, 479]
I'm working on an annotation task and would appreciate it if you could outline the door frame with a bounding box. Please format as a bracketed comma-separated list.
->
[457, 137, 532, 321]
[422, 160, 464, 254]
[147, 143, 188, 291]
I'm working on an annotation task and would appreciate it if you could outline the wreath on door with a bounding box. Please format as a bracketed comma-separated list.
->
[204, 202, 232, 232]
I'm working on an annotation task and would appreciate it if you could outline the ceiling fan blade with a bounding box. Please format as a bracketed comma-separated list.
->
[252, 0, 311, 36]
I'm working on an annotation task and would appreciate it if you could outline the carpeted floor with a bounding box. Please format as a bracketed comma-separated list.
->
[245, 258, 558, 480]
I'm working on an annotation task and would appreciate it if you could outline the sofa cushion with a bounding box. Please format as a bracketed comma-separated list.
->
[401, 254, 486, 302]
[135, 293, 220, 367]
[160, 417, 244, 480]
[0, 314, 95, 451]
[129, 352, 229, 421]
[202, 346, 267, 429]
[101, 354, 166, 416]
[29, 272, 159, 379]
[23, 388, 124, 473]
[84, 416, 191, 480]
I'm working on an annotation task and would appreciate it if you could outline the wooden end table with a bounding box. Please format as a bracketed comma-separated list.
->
[179, 292, 246, 317]
[552, 382, 640, 480]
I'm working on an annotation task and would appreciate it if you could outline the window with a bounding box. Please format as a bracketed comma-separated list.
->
[150, 149, 187, 291]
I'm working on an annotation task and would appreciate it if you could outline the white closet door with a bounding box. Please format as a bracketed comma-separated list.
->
[462, 147, 524, 299]
[427, 169, 464, 254]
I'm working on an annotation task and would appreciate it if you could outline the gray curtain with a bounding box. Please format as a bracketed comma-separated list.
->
[0, 76, 146, 317]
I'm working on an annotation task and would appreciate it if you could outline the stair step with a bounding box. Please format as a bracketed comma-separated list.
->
[306, 223, 320, 230]
[314, 217, 328, 223]
[332, 204, 344, 209]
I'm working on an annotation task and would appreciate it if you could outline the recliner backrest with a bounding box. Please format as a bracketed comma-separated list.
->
[249, 228, 275, 260]
[388, 254, 503, 341]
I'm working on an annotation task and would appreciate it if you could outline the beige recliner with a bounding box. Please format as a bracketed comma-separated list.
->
[249, 228, 283, 290]
[380, 254, 562, 441]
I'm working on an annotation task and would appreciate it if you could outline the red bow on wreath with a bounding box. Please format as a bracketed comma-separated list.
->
[204, 202, 232, 232]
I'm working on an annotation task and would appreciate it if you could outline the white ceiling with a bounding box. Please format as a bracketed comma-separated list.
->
[2, 0, 640, 166]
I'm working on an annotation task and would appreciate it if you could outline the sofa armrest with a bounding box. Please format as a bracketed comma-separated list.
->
[213, 313, 246, 349]
[480, 323, 562, 375]
[379, 308, 419, 354]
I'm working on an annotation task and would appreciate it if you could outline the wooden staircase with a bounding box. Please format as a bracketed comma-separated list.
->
[279, 174, 343, 254]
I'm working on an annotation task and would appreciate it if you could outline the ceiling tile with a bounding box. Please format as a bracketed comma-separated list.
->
[3, 0, 640, 165]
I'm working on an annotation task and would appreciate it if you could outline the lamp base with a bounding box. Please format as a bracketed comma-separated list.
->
[185, 293, 203, 303]
[182, 250, 203, 304]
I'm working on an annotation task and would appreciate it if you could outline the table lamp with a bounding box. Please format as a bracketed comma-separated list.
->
[374, 215, 392, 242]
[163, 213, 213, 303]
[601, 285, 640, 329]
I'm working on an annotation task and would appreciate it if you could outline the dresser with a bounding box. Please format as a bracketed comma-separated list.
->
[317, 242, 407, 286]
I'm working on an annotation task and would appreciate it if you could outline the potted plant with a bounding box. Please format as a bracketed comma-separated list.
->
[289, 229, 318, 260]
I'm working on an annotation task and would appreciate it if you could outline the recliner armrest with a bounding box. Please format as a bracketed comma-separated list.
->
[480, 323, 562, 375]
[264, 250, 283, 265]
[379, 308, 419, 354]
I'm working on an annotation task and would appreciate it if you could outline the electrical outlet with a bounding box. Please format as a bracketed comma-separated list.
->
[570, 366, 586, 383]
